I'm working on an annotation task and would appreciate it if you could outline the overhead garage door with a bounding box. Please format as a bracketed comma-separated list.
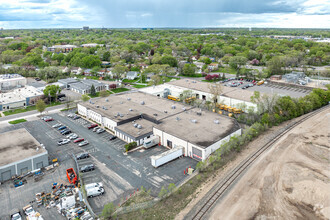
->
[192, 147, 202, 160]
[1, 170, 12, 182]
[36, 162, 43, 169]
[21, 167, 28, 175]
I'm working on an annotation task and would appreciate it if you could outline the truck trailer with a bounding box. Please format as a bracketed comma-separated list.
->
[143, 136, 159, 149]
[151, 147, 184, 168]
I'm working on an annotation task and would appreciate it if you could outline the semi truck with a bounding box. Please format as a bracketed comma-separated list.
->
[151, 147, 184, 168]
[143, 136, 159, 149]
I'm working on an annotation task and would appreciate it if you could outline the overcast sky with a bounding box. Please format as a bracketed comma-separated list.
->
[0, 0, 329, 29]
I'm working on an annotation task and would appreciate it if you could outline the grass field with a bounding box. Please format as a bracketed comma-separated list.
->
[3, 102, 62, 116]
[133, 84, 149, 88]
[111, 88, 130, 93]
[8, 119, 27, 124]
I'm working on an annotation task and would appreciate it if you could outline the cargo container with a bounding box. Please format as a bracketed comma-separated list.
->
[151, 147, 183, 168]
[66, 168, 77, 185]
[143, 136, 159, 149]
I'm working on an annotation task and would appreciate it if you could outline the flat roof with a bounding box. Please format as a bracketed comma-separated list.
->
[80, 91, 193, 123]
[154, 109, 240, 148]
[115, 118, 155, 139]
[0, 128, 47, 166]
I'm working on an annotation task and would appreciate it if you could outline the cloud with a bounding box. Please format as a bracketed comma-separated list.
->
[0, 0, 329, 28]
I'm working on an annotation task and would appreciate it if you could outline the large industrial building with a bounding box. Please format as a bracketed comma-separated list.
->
[58, 78, 108, 94]
[78, 91, 241, 161]
[0, 128, 49, 182]
[140, 79, 257, 111]
[0, 74, 27, 91]
[0, 85, 44, 110]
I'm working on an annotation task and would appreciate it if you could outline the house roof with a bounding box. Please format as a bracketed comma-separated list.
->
[127, 71, 139, 77]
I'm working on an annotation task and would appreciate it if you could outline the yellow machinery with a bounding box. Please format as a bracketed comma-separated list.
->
[228, 113, 233, 117]
[228, 107, 234, 113]
[212, 109, 215, 113]
[167, 95, 180, 102]
[219, 104, 225, 110]
[185, 97, 196, 103]
[218, 110, 223, 115]
[233, 108, 242, 114]
[223, 105, 229, 111]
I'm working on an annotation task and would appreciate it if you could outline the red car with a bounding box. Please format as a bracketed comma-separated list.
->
[87, 124, 98, 129]
[45, 118, 54, 122]
[74, 138, 84, 143]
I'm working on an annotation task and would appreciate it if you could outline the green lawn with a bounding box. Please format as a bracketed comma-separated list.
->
[88, 92, 100, 98]
[9, 119, 27, 124]
[122, 79, 139, 83]
[178, 74, 203, 77]
[133, 84, 149, 88]
[3, 102, 62, 116]
[111, 88, 130, 93]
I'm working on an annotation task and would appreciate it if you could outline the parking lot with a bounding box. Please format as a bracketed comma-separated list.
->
[223, 79, 310, 98]
[0, 111, 198, 216]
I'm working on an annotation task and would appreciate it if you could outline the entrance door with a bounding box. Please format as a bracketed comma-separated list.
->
[167, 140, 173, 148]
[36, 162, 43, 169]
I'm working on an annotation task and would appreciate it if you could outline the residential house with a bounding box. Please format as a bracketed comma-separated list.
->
[101, 61, 111, 67]
[83, 69, 92, 76]
[193, 62, 204, 73]
[126, 71, 139, 80]
[208, 63, 219, 71]
[139, 63, 148, 70]
[97, 68, 110, 76]
[70, 67, 83, 75]
[146, 72, 155, 82]
[47, 45, 78, 53]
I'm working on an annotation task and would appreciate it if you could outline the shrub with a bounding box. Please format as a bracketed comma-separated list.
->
[125, 142, 137, 152]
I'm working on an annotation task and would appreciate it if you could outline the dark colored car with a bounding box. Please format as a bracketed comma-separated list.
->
[241, 85, 249, 89]
[109, 135, 117, 140]
[74, 138, 84, 143]
[73, 115, 81, 120]
[76, 152, 89, 160]
[80, 164, 95, 173]
[62, 130, 72, 135]
[60, 128, 69, 134]
[58, 126, 67, 130]
[88, 124, 98, 129]
[35, 78, 41, 81]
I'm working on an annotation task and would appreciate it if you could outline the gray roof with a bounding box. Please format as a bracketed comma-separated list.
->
[58, 78, 79, 84]
[70, 79, 105, 91]
[127, 71, 139, 77]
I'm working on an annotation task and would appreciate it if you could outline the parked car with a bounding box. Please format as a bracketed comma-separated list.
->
[44, 117, 54, 122]
[73, 115, 81, 120]
[80, 164, 95, 173]
[96, 128, 105, 134]
[248, 83, 254, 87]
[69, 134, 78, 140]
[60, 128, 70, 134]
[88, 124, 98, 129]
[58, 126, 67, 130]
[62, 130, 72, 135]
[87, 187, 104, 198]
[23, 205, 36, 216]
[10, 208, 22, 220]
[76, 152, 89, 160]
[78, 141, 89, 147]
[58, 139, 70, 146]
[67, 113, 74, 118]
[52, 123, 62, 128]
[35, 78, 41, 81]
[74, 138, 84, 143]
[242, 85, 249, 89]
[109, 135, 117, 140]
[85, 182, 103, 190]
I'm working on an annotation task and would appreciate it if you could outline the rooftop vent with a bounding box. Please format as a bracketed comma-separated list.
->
[214, 120, 220, 124]
[129, 108, 133, 111]
[105, 98, 109, 102]
[120, 101, 123, 104]
[137, 124, 142, 129]
[182, 107, 186, 111]
[96, 105, 100, 108]
[171, 105, 176, 109]
[127, 97, 131, 101]
[197, 112, 202, 116]
[164, 110, 168, 113]
[119, 114, 124, 117]
[133, 123, 138, 127]
[140, 101, 145, 105]
[176, 117, 181, 121]
[191, 119, 197, 123]
[153, 113, 158, 116]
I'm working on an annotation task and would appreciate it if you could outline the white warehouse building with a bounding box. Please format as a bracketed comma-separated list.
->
[77, 91, 241, 161]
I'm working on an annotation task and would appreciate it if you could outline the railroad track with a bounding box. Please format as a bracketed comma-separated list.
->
[190, 105, 329, 220]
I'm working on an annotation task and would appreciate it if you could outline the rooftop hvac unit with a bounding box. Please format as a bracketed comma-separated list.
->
[141, 101, 145, 105]
[127, 97, 131, 101]
[182, 107, 186, 111]
[192, 80, 196, 83]
[171, 105, 176, 109]
[129, 108, 132, 111]
[137, 125, 142, 129]
[96, 105, 99, 108]
[120, 101, 123, 104]
[117, 112, 120, 116]
[186, 80, 189, 82]
[106, 98, 109, 102]
[176, 117, 181, 121]
[197, 112, 202, 116]
[133, 123, 138, 127]
[164, 110, 168, 113]
[191, 119, 197, 123]
[120, 114, 124, 117]
[153, 113, 158, 116]
[214, 120, 219, 124]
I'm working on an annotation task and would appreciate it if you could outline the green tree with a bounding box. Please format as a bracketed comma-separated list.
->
[182, 64, 196, 76]
[43, 84, 61, 103]
[158, 186, 168, 199]
[101, 202, 116, 219]
[161, 55, 177, 67]
[36, 99, 46, 114]
[112, 65, 128, 79]
[229, 56, 248, 77]
[90, 84, 96, 96]
[81, 94, 90, 102]
[149, 75, 161, 86]
[168, 183, 176, 193]
[267, 56, 283, 75]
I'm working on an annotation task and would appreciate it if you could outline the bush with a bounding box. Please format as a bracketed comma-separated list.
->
[125, 142, 137, 152]
[158, 186, 168, 199]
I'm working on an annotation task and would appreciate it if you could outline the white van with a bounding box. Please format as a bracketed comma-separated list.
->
[85, 182, 103, 190]
[87, 187, 104, 198]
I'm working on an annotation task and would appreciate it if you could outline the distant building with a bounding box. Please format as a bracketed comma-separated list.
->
[58, 78, 107, 94]
[126, 71, 139, 80]
[270, 75, 282, 80]
[83, 26, 89, 30]
[81, 43, 104, 48]
[0, 128, 49, 182]
[0, 74, 27, 91]
[47, 45, 77, 53]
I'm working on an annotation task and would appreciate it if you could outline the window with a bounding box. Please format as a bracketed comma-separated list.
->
[196, 94, 200, 99]
[202, 95, 206, 100]
[167, 140, 173, 148]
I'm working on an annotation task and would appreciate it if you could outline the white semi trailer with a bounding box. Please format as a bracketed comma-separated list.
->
[143, 136, 159, 149]
[151, 147, 184, 168]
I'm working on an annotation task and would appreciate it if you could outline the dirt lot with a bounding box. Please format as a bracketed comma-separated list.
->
[206, 108, 330, 220]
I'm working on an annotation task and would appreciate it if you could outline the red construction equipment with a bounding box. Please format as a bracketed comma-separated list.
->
[66, 168, 77, 185]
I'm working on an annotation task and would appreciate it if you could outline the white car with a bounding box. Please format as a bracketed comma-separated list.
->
[69, 134, 79, 140]
[58, 139, 70, 146]
[52, 123, 62, 128]
[78, 141, 89, 147]
[23, 205, 36, 216]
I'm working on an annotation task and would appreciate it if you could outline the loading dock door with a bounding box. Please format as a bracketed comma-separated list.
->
[21, 167, 28, 175]
[1, 170, 12, 182]
[36, 162, 43, 169]
[192, 147, 202, 160]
